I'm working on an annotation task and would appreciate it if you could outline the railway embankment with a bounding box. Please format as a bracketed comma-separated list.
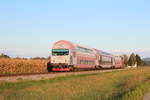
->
[0, 69, 120, 82]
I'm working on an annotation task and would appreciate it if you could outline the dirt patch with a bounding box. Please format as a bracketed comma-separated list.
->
[143, 92, 150, 100]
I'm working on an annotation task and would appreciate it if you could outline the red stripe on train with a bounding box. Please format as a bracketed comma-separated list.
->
[52, 68, 71, 71]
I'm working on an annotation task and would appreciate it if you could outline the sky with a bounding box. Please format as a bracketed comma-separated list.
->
[0, 0, 150, 58]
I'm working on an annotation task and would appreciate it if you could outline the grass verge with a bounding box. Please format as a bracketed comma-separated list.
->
[0, 67, 150, 100]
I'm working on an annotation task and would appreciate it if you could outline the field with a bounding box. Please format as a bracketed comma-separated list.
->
[0, 58, 48, 74]
[0, 67, 150, 100]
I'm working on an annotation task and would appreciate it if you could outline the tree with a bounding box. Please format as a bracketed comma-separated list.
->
[136, 54, 142, 66]
[128, 53, 136, 66]
[0, 53, 10, 58]
[122, 54, 128, 67]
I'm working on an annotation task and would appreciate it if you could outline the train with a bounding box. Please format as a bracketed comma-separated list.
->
[48, 40, 124, 71]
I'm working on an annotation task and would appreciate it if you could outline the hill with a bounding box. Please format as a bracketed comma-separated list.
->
[143, 58, 150, 61]
[143, 58, 150, 65]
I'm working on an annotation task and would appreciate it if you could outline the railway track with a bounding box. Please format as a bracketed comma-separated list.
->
[0, 68, 113, 77]
[0, 72, 56, 77]
[0, 69, 125, 82]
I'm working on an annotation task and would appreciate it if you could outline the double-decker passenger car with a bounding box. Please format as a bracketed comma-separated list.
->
[50, 40, 124, 71]
[94, 49, 115, 69]
[114, 56, 124, 68]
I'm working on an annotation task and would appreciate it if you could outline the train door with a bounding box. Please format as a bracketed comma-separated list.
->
[111, 57, 115, 68]
[95, 55, 99, 67]
[72, 51, 76, 65]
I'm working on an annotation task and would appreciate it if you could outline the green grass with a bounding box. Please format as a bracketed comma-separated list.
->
[1, 67, 150, 100]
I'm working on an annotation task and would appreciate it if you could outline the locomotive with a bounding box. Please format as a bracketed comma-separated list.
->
[48, 40, 124, 71]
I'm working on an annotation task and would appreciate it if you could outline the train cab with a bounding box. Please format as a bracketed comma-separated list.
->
[51, 40, 75, 71]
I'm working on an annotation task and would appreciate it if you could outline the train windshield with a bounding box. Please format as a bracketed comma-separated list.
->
[52, 49, 69, 56]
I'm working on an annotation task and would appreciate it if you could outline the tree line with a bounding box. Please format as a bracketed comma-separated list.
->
[0, 53, 50, 60]
[122, 53, 145, 67]
[0, 53, 10, 58]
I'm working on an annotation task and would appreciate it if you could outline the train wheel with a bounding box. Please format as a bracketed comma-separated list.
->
[47, 61, 53, 72]
[97, 66, 102, 70]
[111, 66, 115, 69]
[69, 66, 75, 71]
[95, 66, 101, 70]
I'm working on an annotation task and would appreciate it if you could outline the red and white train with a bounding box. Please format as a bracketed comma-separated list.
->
[49, 40, 124, 71]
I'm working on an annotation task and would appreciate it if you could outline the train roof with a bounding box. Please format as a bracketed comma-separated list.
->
[93, 48, 113, 56]
[53, 40, 115, 57]
[53, 40, 94, 50]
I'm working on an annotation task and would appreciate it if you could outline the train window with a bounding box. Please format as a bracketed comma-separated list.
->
[52, 49, 69, 56]
[101, 51, 111, 55]
[101, 56, 112, 64]
[77, 46, 94, 55]
[80, 60, 95, 65]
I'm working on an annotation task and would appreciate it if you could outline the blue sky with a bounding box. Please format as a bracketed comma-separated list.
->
[0, 0, 150, 58]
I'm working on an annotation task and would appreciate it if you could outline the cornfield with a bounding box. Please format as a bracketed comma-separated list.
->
[0, 58, 49, 74]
